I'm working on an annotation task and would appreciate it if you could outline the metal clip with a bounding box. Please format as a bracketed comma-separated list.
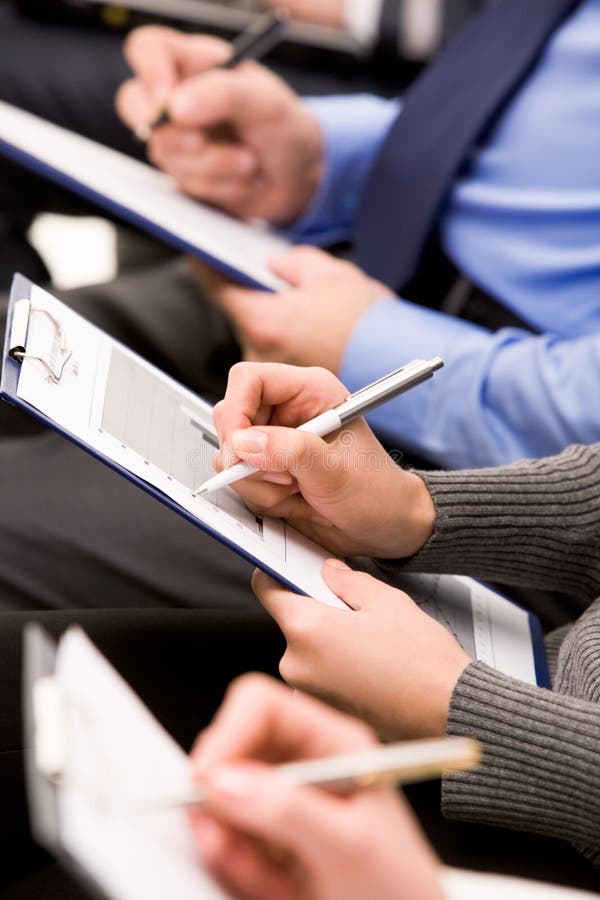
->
[9, 301, 72, 383]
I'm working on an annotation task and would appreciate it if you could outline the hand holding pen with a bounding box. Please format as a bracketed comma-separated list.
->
[132, 11, 290, 141]
[197, 357, 443, 495]
[204, 361, 441, 561]
[115, 19, 324, 221]
[183, 674, 471, 900]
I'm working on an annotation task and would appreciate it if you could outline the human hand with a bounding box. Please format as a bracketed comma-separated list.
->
[189, 673, 445, 900]
[265, 0, 346, 28]
[116, 26, 323, 222]
[211, 360, 435, 559]
[252, 563, 471, 740]
[193, 246, 391, 373]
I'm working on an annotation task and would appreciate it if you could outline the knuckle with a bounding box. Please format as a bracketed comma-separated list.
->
[124, 25, 162, 63]
[228, 360, 254, 387]
[278, 650, 305, 687]
[282, 605, 322, 650]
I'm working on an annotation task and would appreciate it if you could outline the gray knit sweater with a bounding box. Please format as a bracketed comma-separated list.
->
[400, 444, 600, 865]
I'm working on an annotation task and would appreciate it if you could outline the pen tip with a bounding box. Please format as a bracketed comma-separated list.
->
[194, 486, 208, 497]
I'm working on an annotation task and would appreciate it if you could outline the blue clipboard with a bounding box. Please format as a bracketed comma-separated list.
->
[0, 274, 312, 601]
[530, 613, 551, 688]
[0, 108, 283, 293]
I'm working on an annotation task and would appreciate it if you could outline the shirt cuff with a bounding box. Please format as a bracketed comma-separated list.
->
[289, 95, 401, 246]
[345, 0, 384, 46]
[339, 296, 496, 467]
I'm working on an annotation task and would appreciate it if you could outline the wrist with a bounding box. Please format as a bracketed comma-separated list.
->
[407, 472, 436, 554]
[379, 470, 435, 559]
[285, 104, 325, 223]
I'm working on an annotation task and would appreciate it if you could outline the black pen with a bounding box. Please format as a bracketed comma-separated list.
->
[135, 10, 289, 141]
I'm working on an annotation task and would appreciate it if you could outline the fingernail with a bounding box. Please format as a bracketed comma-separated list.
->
[263, 472, 293, 486]
[209, 766, 255, 800]
[232, 428, 268, 454]
[325, 558, 350, 570]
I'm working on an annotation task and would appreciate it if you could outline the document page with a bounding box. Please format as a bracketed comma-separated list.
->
[54, 628, 229, 900]
[15, 283, 345, 609]
[389, 573, 539, 685]
[0, 100, 291, 291]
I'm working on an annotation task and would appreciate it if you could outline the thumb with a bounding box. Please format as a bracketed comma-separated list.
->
[322, 561, 394, 611]
[203, 761, 353, 861]
[231, 424, 328, 479]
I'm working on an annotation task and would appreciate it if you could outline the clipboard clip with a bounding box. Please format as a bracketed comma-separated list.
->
[9, 300, 72, 383]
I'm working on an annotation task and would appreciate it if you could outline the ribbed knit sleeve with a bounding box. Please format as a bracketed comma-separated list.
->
[380, 443, 600, 860]
[402, 444, 600, 603]
[444, 660, 600, 865]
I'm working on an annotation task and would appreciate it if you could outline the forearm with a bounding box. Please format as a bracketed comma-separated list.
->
[443, 661, 600, 864]
[398, 444, 600, 601]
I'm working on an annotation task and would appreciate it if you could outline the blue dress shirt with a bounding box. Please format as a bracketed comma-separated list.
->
[293, 0, 600, 468]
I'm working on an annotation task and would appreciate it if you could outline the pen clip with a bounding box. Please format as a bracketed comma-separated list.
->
[341, 359, 426, 404]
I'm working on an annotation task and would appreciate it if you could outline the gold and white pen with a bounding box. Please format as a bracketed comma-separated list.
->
[141, 736, 480, 812]
[194, 356, 444, 497]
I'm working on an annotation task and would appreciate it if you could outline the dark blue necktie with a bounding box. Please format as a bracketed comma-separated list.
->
[355, 0, 583, 290]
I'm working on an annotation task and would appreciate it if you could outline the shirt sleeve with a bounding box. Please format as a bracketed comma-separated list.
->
[339, 296, 600, 468]
[290, 95, 400, 246]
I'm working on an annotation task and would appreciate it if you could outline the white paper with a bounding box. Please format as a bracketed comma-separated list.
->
[54, 629, 229, 900]
[16, 283, 346, 609]
[442, 867, 596, 900]
[386, 573, 539, 685]
[0, 99, 291, 291]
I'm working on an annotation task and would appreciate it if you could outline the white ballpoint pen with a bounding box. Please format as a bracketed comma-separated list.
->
[194, 356, 444, 497]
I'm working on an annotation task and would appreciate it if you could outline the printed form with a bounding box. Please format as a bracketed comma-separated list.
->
[15, 284, 345, 609]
